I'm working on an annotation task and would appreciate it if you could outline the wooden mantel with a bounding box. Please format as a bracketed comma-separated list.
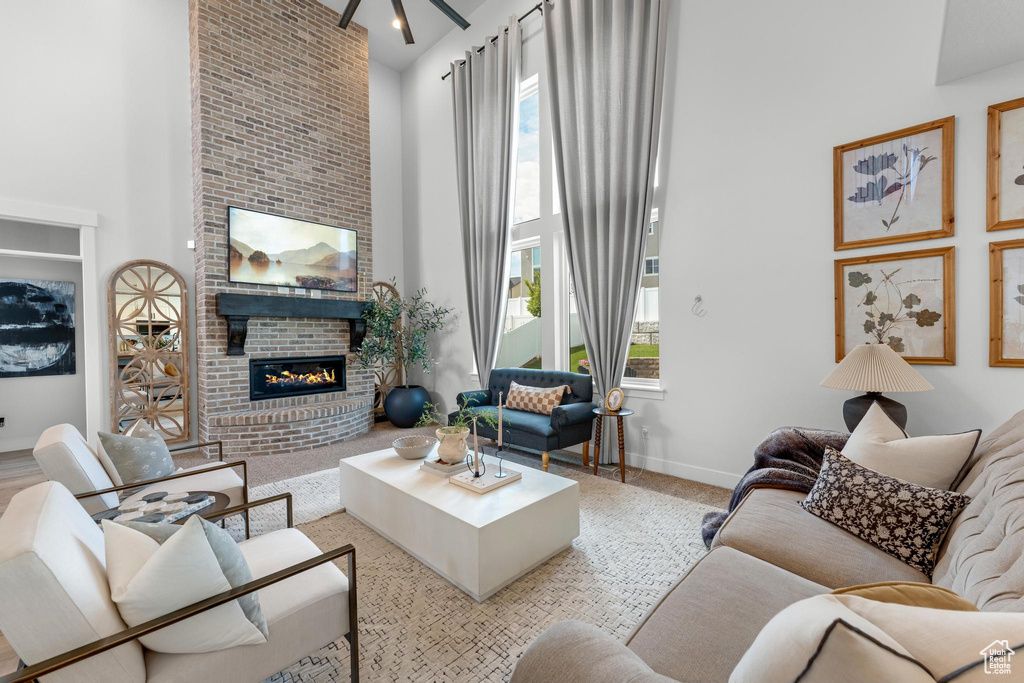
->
[216, 293, 371, 356]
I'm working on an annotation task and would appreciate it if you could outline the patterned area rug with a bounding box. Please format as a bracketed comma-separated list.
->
[254, 451, 720, 683]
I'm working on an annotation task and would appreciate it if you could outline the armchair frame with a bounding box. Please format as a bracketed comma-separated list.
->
[75, 456, 251, 538]
[2, 494, 359, 683]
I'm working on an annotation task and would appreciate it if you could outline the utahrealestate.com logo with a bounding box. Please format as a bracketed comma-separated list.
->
[981, 640, 1015, 675]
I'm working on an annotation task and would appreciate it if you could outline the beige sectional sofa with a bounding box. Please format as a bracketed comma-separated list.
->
[511, 410, 1024, 683]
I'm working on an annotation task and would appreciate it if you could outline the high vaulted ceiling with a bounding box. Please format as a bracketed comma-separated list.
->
[321, 0, 484, 72]
[936, 0, 1024, 84]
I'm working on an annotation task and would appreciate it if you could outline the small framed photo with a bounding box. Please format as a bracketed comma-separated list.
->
[987, 97, 1024, 232]
[834, 117, 955, 251]
[834, 246, 955, 365]
[605, 387, 624, 412]
[990, 239, 1024, 367]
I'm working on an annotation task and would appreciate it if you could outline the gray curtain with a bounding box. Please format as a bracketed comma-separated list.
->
[545, 0, 667, 460]
[450, 18, 522, 388]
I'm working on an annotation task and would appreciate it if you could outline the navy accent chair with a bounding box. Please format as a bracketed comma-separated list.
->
[450, 368, 597, 471]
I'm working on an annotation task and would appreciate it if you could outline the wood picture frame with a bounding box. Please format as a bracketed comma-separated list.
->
[990, 239, 1024, 367]
[834, 246, 955, 365]
[986, 97, 1024, 232]
[834, 116, 955, 251]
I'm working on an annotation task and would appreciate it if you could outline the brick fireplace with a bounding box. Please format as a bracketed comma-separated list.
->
[189, 0, 374, 457]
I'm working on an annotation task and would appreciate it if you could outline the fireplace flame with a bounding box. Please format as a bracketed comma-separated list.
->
[265, 368, 336, 387]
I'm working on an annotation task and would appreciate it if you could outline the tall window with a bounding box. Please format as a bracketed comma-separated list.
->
[568, 216, 660, 381]
[497, 242, 542, 369]
[513, 75, 540, 225]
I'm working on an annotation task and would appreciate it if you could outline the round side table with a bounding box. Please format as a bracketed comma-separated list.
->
[592, 408, 634, 483]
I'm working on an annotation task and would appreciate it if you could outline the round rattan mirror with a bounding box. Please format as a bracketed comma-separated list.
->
[108, 260, 190, 442]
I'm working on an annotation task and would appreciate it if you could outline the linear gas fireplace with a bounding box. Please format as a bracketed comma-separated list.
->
[249, 355, 347, 400]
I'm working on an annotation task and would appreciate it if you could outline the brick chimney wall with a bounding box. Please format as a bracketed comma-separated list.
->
[189, 0, 373, 457]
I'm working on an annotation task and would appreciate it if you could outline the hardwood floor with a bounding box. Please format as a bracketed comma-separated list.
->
[0, 449, 39, 675]
[0, 450, 42, 516]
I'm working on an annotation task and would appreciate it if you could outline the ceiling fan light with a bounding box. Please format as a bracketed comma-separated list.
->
[392, 18, 402, 29]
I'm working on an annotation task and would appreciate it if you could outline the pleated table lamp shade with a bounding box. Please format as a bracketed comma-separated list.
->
[821, 343, 934, 393]
[821, 343, 932, 430]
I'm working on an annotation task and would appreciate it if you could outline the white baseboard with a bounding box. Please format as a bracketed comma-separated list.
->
[0, 435, 38, 454]
[619, 450, 741, 490]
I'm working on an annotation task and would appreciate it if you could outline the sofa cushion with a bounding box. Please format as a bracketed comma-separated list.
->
[800, 448, 970, 576]
[0, 482, 145, 683]
[733, 593, 1024, 683]
[487, 367, 593, 404]
[955, 408, 1024, 492]
[712, 488, 929, 588]
[465, 405, 557, 438]
[122, 461, 245, 508]
[932, 417, 1024, 612]
[103, 516, 268, 653]
[625, 546, 827, 683]
[506, 380, 568, 415]
[97, 423, 175, 487]
[831, 581, 977, 611]
[511, 621, 675, 683]
[841, 402, 980, 490]
[730, 594, 933, 683]
[32, 424, 118, 513]
[144, 528, 350, 683]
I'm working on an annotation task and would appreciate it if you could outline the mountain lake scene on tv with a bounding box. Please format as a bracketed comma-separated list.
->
[228, 207, 357, 292]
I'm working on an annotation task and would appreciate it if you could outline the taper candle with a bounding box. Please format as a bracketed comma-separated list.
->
[473, 419, 480, 473]
[497, 392, 503, 447]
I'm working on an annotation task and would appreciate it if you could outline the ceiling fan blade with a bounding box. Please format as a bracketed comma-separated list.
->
[338, 0, 361, 28]
[428, 0, 470, 30]
[391, 0, 415, 44]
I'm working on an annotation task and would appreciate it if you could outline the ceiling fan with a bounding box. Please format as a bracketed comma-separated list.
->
[338, 0, 470, 45]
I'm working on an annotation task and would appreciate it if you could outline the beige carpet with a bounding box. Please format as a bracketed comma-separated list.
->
[257, 449, 726, 683]
[179, 422, 730, 509]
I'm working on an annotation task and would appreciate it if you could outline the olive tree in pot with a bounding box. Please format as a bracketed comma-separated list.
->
[357, 284, 452, 428]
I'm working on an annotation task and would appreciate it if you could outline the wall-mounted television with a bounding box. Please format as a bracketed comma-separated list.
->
[227, 206, 358, 292]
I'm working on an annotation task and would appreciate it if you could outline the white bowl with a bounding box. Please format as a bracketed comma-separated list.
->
[393, 435, 438, 460]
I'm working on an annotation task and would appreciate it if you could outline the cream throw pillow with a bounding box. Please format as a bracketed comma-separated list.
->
[103, 516, 268, 653]
[731, 594, 1024, 682]
[841, 402, 980, 489]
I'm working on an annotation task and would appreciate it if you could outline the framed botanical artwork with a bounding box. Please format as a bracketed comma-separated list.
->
[987, 97, 1024, 232]
[990, 240, 1024, 367]
[834, 117, 955, 250]
[834, 246, 955, 365]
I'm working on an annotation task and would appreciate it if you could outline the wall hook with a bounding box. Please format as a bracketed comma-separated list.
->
[692, 295, 707, 318]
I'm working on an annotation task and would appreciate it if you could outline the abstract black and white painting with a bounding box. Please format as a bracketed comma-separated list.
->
[0, 278, 76, 378]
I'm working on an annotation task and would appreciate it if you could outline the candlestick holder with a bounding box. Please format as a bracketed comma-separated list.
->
[493, 423, 510, 478]
[464, 452, 486, 478]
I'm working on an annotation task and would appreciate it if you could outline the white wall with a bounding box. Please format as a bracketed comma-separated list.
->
[370, 59, 406, 292]
[400, 0, 1024, 487]
[0, 0, 194, 449]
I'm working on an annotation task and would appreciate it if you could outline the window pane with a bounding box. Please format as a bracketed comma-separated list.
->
[497, 244, 542, 369]
[633, 220, 659, 379]
[567, 220, 660, 380]
[513, 76, 540, 225]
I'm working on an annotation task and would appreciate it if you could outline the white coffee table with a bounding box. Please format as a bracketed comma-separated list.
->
[338, 449, 580, 601]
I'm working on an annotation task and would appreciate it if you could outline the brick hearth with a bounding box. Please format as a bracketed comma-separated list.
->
[189, 0, 374, 455]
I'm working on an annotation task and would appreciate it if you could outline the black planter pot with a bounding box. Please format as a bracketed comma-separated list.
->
[384, 385, 431, 428]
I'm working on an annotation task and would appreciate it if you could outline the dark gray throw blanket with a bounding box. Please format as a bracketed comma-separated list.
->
[701, 427, 850, 548]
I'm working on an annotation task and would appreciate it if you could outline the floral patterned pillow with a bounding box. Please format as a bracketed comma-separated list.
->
[800, 447, 970, 576]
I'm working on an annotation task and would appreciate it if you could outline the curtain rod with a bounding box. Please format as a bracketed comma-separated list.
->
[440, 2, 544, 81]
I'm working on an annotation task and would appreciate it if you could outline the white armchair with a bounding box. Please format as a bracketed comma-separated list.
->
[0, 481, 358, 683]
[32, 424, 250, 535]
